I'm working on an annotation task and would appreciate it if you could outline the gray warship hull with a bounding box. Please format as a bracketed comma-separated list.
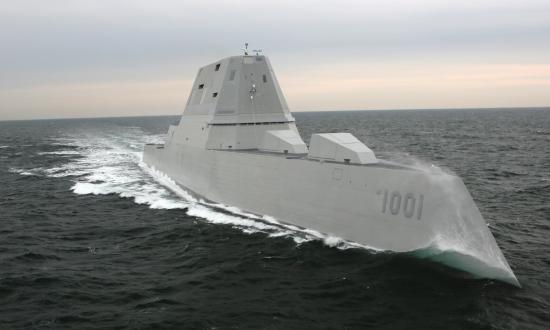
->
[144, 143, 518, 285]
[142, 53, 518, 285]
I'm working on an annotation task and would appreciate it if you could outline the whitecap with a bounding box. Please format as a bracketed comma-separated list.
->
[38, 150, 81, 155]
[9, 168, 40, 176]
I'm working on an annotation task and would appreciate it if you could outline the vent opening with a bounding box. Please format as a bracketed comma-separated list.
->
[215, 64, 221, 71]
[212, 92, 218, 98]
[262, 74, 267, 83]
[229, 70, 236, 81]
[198, 84, 204, 89]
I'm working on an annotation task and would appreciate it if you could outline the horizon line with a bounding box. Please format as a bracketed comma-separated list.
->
[1, 105, 549, 123]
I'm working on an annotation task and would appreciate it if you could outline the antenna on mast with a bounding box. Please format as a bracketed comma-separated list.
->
[242, 42, 249, 55]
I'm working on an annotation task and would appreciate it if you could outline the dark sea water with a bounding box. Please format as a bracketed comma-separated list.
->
[1, 108, 549, 329]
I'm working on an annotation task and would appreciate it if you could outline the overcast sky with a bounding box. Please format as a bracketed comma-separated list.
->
[1, 0, 549, 120]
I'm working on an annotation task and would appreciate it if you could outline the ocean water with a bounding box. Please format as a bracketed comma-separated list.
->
[0, 108, 549, 329]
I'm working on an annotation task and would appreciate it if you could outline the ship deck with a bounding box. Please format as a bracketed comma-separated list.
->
[144, 143, 420, 171]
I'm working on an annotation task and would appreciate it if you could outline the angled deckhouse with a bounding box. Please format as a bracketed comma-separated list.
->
[164, 54, 375, 161]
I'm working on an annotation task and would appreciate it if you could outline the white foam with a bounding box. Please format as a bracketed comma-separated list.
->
[323, 236, 344, 247]
[8, 168, 35, 176]
[139, 163, 197, 203]
[38, 150, 81, 155]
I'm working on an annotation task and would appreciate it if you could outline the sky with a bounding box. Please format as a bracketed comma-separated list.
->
[1, 0, 549, 120]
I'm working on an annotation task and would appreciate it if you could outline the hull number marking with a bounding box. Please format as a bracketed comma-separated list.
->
[380, 190, 424, 220]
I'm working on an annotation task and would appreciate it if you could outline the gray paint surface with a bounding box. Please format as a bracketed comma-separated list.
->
[144, 54, 519, 286]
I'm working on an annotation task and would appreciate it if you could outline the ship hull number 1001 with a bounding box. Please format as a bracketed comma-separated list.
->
[378, 189, 424, 220]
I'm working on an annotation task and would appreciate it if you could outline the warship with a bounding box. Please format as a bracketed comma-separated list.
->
[143, 48, 519, 286]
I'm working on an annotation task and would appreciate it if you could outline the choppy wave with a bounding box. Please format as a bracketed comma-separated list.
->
[37, 150, 81, 155]
[8, 168, 36, 176]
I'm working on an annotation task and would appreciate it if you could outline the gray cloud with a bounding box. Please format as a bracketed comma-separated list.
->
[1, 0, 549, 119]
[2, 1, 549, 86]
